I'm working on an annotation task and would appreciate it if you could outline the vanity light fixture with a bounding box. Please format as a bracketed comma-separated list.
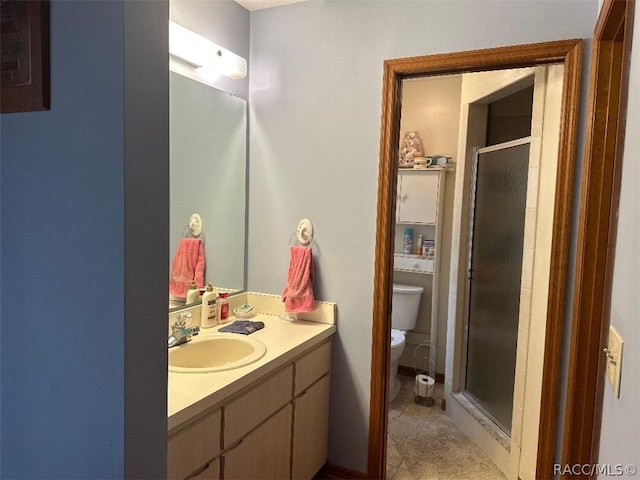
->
[169, 21, 247, 80]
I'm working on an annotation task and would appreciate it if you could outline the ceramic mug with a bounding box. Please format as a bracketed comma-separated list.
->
[413, 156, 432, 168]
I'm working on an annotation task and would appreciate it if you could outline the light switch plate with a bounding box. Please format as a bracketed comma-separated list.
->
[605, 326, 623, 398]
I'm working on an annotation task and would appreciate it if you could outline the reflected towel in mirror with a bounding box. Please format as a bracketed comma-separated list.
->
[169, 238, 205, 298]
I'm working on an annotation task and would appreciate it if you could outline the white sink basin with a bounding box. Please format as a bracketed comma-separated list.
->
[168, 334, 267, 373]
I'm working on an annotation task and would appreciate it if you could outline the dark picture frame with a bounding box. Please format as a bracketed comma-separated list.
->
[1, 0, 50, 113]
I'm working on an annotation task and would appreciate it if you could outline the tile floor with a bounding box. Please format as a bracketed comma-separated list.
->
[386, 375, 507, 480]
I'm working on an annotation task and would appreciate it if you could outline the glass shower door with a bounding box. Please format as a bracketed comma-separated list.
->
[464, 139, 530, 435]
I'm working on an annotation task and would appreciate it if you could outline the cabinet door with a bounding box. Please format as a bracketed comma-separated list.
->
[292, 375, 330, 480]
[168, 410, 221, 480]
[397, 173, 439, 224]
[223, 405, 292, 480]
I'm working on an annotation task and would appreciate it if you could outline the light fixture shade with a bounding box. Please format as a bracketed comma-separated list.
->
[169, 21, 247, 80]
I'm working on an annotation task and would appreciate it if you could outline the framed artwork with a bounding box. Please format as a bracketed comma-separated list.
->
[0, 0, 50, 113]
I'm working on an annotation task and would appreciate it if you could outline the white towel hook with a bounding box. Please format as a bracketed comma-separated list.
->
[189, 213, 202, 237]
[296, 219, 314, 246]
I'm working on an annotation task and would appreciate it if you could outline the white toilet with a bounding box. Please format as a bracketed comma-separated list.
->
[389, 283, 424, 401]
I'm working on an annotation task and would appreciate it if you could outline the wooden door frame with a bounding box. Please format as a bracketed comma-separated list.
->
[562, 0, 635, 474]
[369, 39, 583, 479]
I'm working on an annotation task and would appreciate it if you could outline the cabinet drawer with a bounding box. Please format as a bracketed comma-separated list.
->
[294, 340, 332, 397]
[394, 254, 434, 274]
[224, 365, 293, 447]
[223, 405, 292, 480]
[168, 410, 221, 480]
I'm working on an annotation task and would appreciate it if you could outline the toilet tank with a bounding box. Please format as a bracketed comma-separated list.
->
[392, 283, 424, 331]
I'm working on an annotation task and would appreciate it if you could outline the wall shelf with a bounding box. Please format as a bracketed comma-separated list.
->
[393, 168, 447, 366]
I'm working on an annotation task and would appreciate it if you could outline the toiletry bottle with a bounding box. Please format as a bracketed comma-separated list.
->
[416, 234, 423, 256]
[200, 283, 218, 328]
[217, 292, 230, 323]
[186, 281, 199, 304]
[403, 228, 413, 254]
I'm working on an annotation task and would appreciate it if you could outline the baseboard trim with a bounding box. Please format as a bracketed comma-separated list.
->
[315, 463, 369, 479]
[398, 365, 445, 384]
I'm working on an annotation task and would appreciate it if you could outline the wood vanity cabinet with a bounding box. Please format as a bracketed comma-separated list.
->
[167, 338, 332, 480]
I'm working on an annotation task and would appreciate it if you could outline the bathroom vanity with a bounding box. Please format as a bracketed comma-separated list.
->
[167, 295, 335, 480]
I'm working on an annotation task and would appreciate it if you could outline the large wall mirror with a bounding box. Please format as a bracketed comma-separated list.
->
[169, 71, 247, 311]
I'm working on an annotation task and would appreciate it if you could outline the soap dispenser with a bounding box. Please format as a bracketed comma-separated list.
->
[200, 283, 218, 328]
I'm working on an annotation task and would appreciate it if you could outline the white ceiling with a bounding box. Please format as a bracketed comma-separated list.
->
[233, 0, 307, 11]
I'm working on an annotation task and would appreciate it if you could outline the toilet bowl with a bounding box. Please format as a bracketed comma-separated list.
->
[389, 283, 423, 402]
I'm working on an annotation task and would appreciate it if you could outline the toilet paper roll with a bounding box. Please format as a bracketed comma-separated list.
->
[414, 374, 435, 397]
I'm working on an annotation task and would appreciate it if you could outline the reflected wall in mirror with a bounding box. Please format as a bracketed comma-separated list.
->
[169, 71, 247, 310]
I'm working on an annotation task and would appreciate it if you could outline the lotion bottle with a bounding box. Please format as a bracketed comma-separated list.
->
[200, 283, 218, 328]
[186, 281, 199, 304]
[217, 292, 230, 323]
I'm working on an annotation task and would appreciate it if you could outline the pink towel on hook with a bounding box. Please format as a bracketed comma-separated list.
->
[169, 238, 205, 298]
[282, 245, 316, 313]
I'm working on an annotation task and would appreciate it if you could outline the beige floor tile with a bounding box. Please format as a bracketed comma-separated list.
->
[387, 446, 404, 468]
[389, 398, 407, 412]
[395, 387, 415, 402]
[388, 407, 403, 420]
[386, 463, 400, 479]
[402, 401, 433, 417]
[392, 466, 416, 480]
[387, 434, 398, 451]
[387, 383, 507, 480]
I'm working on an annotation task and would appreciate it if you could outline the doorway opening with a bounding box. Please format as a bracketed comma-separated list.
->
[369, 40, 583, 480]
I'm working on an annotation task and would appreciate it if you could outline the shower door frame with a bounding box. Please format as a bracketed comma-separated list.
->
[461, 137, 532, 437]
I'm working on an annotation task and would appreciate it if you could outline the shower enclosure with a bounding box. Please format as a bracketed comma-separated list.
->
[463, 138, 530, 435]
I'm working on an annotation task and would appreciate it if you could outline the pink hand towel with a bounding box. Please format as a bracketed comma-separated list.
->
[282, 245, 316, 313]
[169, 237, 205, 298]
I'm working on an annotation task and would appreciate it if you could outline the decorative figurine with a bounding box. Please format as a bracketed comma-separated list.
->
[399, 131, 424, 168]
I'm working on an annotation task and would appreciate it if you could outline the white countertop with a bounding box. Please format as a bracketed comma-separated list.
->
[167, 314, 335, 432]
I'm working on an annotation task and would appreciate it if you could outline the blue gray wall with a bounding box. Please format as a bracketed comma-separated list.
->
[0, 1, 168, 477]
[247, 0, 597, 472]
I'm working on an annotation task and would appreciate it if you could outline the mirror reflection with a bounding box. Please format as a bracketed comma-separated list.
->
[169, 71, 247, 310]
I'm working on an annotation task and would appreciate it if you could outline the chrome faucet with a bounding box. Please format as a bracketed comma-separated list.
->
[168, 312, 200, 348]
